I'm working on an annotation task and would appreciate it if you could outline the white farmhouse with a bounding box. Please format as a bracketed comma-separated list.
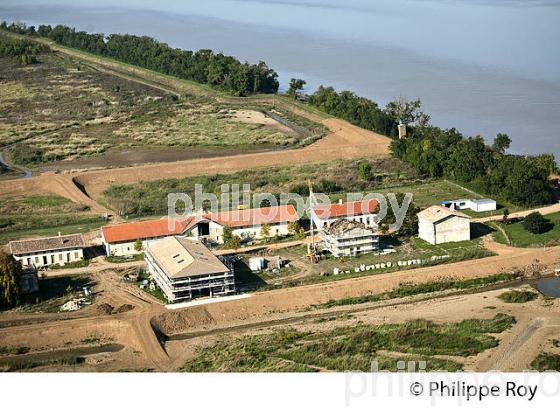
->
[418, 206, 471, 245]
[203, 204, 299, 244]
[9, 233, 86, 268]
[101, 217, 199, 256]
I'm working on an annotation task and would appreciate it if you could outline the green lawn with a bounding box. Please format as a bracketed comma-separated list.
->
[493, 212, 560, 247]
[0, 194, 103, 244]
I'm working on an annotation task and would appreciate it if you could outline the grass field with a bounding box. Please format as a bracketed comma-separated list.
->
[492, 212, 560, 247]
[1, 51, 324, 167]
[180, 314, 515, 372]
[0, 195, 104, 243]
[101, 156, 417, 217]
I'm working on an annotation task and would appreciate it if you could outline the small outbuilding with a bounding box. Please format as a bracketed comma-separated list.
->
[418, 206, 471, 245]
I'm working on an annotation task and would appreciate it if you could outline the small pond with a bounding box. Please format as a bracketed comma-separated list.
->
[536, 277, 560, 298]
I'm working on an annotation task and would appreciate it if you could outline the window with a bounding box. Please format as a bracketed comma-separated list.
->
[59, 254, 63, 261]
[35, 256, 39, 264]
[74, 252, 79, 259]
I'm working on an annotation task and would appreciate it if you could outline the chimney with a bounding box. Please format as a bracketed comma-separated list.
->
[338, 199, 343, 205]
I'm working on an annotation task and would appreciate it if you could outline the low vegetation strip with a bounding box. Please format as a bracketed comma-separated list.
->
[308, 272, 522, 310]
[102, 157, 414, 217]
[0, 195, 103, 244]
[497, 290, 538, 304]
[180, 314, 515, 372]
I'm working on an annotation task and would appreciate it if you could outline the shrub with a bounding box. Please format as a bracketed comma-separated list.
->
[498, 290, 538, 303]
[523, 212, 549, 234]
[530, 353, 560, 371]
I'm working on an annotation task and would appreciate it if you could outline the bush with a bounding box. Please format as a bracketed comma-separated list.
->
[498, 290, 538, 303]
[530, 353, 560, 371]
[522, 212, 549, 234]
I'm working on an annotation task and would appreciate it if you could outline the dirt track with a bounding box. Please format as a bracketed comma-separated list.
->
[0, 117, 391, 205]
[1, 236, 559, 371]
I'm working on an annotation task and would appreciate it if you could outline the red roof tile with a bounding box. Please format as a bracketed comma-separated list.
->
[312, 199, 379, 220]
[102, 217, 196, 244]
[204, 205, 299, 228]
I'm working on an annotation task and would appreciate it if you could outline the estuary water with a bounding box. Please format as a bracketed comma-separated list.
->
[1, 0, 560, 158]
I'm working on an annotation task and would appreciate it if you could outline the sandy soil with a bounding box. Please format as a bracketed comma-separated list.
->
[1, 235, 558, 372]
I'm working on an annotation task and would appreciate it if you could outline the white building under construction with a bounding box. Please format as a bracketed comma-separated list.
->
[144, 236, 235, 303]
[322, 219, 379, 257]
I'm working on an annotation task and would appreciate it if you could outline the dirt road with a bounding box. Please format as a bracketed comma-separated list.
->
[0, 117, 390, 209]
[153, 244, 560, 337]
[1, 237, 558, 371]
[474, 202, 560, 223]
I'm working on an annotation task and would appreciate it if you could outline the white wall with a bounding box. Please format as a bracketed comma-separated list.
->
[419, 216, 470, 245]
[14, 248, 84, 268]
[209, 221, 290, 244]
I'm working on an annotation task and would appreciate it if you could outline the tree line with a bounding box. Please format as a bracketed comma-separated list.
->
[305, 86, 556, 207]
[0, 33, 49, 65]
[1, 21, 279, 96]
[390, 125, 556, 207]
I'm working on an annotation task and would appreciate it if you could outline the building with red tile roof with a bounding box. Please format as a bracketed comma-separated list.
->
[101, 217, 198, 256]
[311, 199, 379, 230]
[203, 204, 300, 244]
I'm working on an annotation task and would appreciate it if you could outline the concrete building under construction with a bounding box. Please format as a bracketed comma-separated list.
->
[321, 219, 379, 257]
[144, 236, 235, 303]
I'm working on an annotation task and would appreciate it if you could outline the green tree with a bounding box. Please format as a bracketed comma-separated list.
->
[225, 235, 241, 250]
[222, 226, 234, 244]
[134, 238, 143, 252]
[0, 251, 23, 309]
[384, 193, 420, 236]
[288, 221, 301, 236]
[260, 224, 271, 241]
[358, 161, 372, 181]
[492, 133, 511, 155]
[287, 78, 306, 98]
[534, 153, 559, 176]
[522, 212, 548, 234]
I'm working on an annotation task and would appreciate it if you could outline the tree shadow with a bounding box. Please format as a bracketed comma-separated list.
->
[22, 275, 94, 304]
[471, 222, 495, 240]
[233, 259, 267, 291]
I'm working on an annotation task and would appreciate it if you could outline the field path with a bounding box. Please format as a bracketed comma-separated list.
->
[0, 118, 391, 206]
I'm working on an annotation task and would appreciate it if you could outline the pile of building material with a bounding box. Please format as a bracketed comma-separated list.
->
[332, 255, 451, 276]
